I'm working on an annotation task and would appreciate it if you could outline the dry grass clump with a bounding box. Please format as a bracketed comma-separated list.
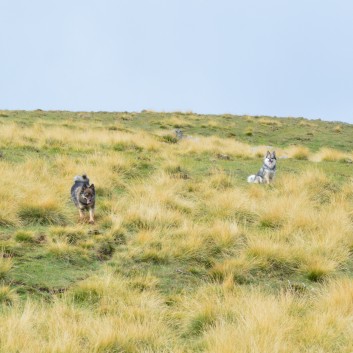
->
[129, 220, 239, 265]
[124, 200, 183, 232]
[121, 172, 194, 232]
[178, 135, 254, 158]
[210, 255, 262, 283]
[0, 158, 72, 227]
[18, 201, 68, 226]
[244, 115, 253, 122]
[292, 279, 353, 352]
[206, 120, 221, 128]
[46, 239, 90, 262]
[287, 145, 310, 160]
[258, 117, 282, 126]
[277, 168, 337, 206]
[244, 127, 253, 136]
[333, 124, 342, 133]
[246, 239, 300, 275]
[297, 167, 329, 186]
[311, 147, 348, 162]
[0, 256, 13, 279]
[14, 230, 35, 243]
[257, 195, 294, 229]
[130, 228, 170, 264]
[164, 162, 190, 180]
[202, 295, 294, 353]
[49, 226, 86, 244]
[300, 256, 338, 282]
[175, 285, 295, 352]
[208, 168, 234, 190]
[194, 186, 258, 225]
[0, 207, 17, 227]
[163, 115, 193, 128]
[128, 272, 160, 292]
[169, 221, 238, 262]
[0, 285, 18, 306]
[254, 186, 318, 232]
[298, 120, 316, 127]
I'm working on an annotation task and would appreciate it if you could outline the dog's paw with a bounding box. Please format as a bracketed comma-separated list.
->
[89, 220, 95, 225]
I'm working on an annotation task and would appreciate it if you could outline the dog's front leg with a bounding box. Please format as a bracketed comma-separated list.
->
[89, 208, 95, 224]
[79, 209, 84, 220]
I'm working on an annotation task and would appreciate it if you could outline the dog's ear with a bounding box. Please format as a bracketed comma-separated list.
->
[272, 151, 276, 159]
[90, 184, 95, 190]
[81, 184, 87, 191]
[266, 151, 271, 158]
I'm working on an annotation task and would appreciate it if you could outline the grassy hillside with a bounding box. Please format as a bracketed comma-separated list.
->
[0, 110, 352, 352]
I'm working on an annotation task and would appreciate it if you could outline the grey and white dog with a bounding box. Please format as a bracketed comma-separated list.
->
[175, 129, 184, 140]
[71, 174, 95, 223]
[247, 151, 277, 184]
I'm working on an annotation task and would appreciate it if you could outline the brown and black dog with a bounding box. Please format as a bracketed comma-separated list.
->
[70, 175, 95, 223]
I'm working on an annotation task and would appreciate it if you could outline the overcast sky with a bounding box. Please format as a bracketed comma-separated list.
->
[1, 0, 353, 123]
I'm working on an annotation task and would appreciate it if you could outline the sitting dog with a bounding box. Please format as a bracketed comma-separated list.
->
[175, 129, 184, 140]
[247, 151, 277, 184]
[71, 174, 95, 223]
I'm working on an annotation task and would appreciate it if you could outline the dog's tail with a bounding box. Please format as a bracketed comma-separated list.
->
[247, 175, 256, 183]
[74, 174, 89, 183]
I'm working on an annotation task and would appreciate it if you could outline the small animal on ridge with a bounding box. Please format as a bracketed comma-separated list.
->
[175, 129, 184, 140]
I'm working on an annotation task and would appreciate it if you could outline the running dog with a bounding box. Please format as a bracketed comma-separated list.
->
[71, 174, 95, 223]
[247, 151, 277, 184]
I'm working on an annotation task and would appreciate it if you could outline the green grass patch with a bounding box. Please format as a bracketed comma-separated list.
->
[18, 205, 68, 226]
[14, 230, 35, 243]
[9, 248, 99, 296]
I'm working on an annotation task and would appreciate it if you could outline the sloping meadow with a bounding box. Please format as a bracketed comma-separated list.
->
[0, 112, 352, 352]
